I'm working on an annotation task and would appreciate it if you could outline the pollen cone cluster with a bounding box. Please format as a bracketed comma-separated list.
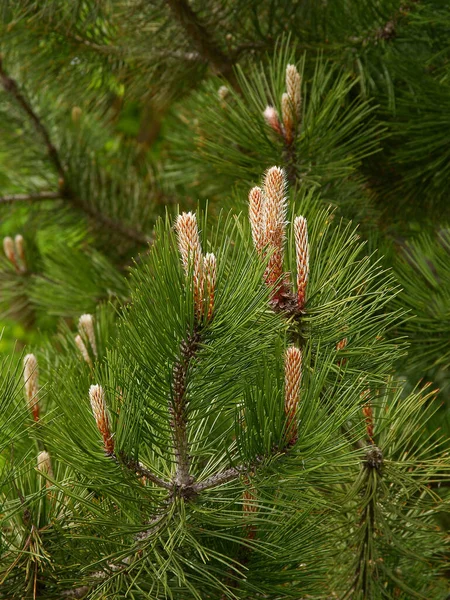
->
[175, 212, 217, 321]
[248, 167, 309, 311]
[284, 346, 302, 443]
[263, 63, 302, 145]
[89, 384, 114, 454]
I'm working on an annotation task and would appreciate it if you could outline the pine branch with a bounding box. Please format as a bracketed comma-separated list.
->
[0, 58, 152, 246]
[170, 328, 201, 490]
[165, 0, 235, 79]
[116, 451, 172, 490]
[0, 191, 61, 205]
[68, 195, 153, 245]
[192, 466, 243, 492]
[0, 57, 65, 181]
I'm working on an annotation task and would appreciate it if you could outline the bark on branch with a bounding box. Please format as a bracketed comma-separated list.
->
[0, 57, 65, 180]
[0, 191, 61, 205]
[170, 329, 201, 489]
[165, 0, 235, 80]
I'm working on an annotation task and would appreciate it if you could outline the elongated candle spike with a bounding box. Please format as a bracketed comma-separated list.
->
[37, 450, 54, 478]
[294, 216, 309, 310]
[286, 64, 302, 121]
[248, 186, 264, 254]
[175, 212, 204, 319]
[89, 384, 114, 455]
[284, 346, 302, 443]
[24, 353, 39, 421]
[262, 167, 287, 291]
[78, 314, 97, 359]
[281, 92, 294, 145]
[203, 253, 217, 321]
[263, 105, 282, 136]
[75, 334, 92, 366]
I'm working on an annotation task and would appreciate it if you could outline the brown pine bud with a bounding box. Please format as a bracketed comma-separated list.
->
[3, 236, 19, 272]
[75, 334, 92, 366]
[336, 337, 348, 351]
[294, 216, 309, 310]
[203, 253, 217, 321]
[336, 337, 348, 367]
[284, 346, 302, 443]
[285, 64, 302, 122]
[24, 353, 39, 421]
[248, 186, 264, 254]
[281, 92, 295, 145]
[89, 384, 114, 455]
[175, 212, 204, 319]
[263, 105, 282, 136]
[262, 167, 287, 292]
[78, 313, 97, 359]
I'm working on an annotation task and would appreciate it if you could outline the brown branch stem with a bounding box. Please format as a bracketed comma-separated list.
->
[0, 57, 65, 180]
[165, 0, 235, 81]
[170, 329, 201, 490]
[115, 451, 172, 490]
[0, 191, 61, 205]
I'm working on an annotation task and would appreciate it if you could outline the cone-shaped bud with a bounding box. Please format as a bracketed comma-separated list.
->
[175, 212, 204, 319]
[262, 167, 287, 291]
[75, 334, 92, 366]
[284, 346, 302, 443]
[3, 236, 19, 271]
[263, 105, 282, 136]
[286, 64, 302, 121]
[14, 234, 26, 271]
[336, 337, 348, 367]
[24, 353, 39, 421]
[281, 92, 294, 145]
[89, 384, 114, 454]
[203, 253, 217, 321]
[78, 313, 97, 359]
[248, 186, 264, 254]
[37, 450, 54, 478]
[294, 216, 309, 310]
[336, 337, 348, 351]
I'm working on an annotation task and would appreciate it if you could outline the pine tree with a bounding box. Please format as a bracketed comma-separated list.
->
[1, 2, 449, 599]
